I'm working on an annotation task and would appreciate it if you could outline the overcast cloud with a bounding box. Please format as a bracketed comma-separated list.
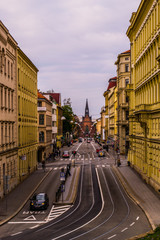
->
[0, 0, 140, 118]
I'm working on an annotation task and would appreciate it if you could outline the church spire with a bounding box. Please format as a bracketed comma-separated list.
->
[85, 99, 89, 116]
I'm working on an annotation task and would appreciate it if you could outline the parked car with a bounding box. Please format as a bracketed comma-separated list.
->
[98, 150, 105, 157]
[62, 150, 70, 158]
[30, 193, 49, 210]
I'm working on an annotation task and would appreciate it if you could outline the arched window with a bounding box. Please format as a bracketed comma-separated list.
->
[39, 131, 44, 143]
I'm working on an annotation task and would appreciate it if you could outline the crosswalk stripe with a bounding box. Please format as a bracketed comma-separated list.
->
[46, 205, 71, 222]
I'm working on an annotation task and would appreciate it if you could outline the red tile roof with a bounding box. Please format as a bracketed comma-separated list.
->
[43, 93, 61, 105]
[38, 91, 52, 104]
[121, 50, 130, 54]
[107, 77, 117, 91]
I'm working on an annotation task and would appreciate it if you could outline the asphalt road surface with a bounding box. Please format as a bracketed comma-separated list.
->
[0, 140, 151, 240]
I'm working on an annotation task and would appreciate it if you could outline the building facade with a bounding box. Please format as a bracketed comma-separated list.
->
[17, 48, 38, 182]
[107, 77, 117, 145]
[127, 0, 160, 191]
[42, 93, 57, 150]
[37, 92, 52, 162]
[115, 50, 130, 154]
[0, 21, 18, 198]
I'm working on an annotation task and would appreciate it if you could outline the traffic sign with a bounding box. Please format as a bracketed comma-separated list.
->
[60, 172, 65, 181]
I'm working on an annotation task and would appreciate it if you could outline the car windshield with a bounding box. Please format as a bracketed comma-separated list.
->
[64, 151, 68, 154]
[36, 194, 45, 200]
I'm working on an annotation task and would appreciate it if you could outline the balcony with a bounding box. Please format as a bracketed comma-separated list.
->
[37, 107, 46, 112]
[52, 127, 57, 133]
[120, 103, 129, 109]
[52, 115, 57, 121]
[118, 120, 129, 125]
[134, 103, 160, 115]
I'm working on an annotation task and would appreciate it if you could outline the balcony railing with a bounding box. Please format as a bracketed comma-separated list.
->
[37, 107, 46, 112]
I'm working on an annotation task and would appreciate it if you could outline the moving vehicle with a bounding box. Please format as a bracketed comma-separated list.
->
[62, 150, 70, 158]
[98, 150, 105, 157]
[30, 193, 49, 210]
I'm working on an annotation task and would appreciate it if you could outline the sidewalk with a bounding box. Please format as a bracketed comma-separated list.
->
[0, 167, 52, 226]
[112, 154, 160, 231]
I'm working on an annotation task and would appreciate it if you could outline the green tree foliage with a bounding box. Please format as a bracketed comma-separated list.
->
[62, 99, 74, 135]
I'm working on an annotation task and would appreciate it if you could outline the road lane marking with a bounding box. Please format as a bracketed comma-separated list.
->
[11, 232, 22, 236]
[30, 225, 40, 229]
[8, 221, 46, 224]
[136, 216, 139, 220]
[130, 222, 135, 226]
[24, 215, 36, 221]
[51, 168, 105, 240]
[121, 227, 128, 232]
[108, 234, 116, 239]
[46, 205, 71, 222]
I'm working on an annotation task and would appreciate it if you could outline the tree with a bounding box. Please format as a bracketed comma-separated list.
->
[62, 102, 74, 136]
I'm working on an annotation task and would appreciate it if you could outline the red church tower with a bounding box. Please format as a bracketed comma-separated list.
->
[81, 99, 95, 138]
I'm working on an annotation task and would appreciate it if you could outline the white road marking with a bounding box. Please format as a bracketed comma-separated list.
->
[8, 221, 45, 224]
[46, 205, 71, 222]
[136, 216, 139, 220]
[30, 225, 40, 229]
[121, 227, 128, 232]
[51, 168, 105, 240]
[130, 222, 135, 226]
[24, 215, 36, 221]
[11, 232, 22, 236]
[102, 165, 105, 167]
[108, 234, 116, 239]
[54, 167, 58, 170]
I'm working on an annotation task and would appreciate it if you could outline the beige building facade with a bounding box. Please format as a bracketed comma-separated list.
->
[115, 50, 130, 154]
[0, 21, 18, 198]
[37, 92, 52, 163]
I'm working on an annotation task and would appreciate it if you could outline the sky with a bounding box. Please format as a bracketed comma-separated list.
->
[0, 0, 140, 119]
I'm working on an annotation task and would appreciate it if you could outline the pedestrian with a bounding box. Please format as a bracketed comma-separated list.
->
[42, 160, 46, 172]
[66, 164, 71, 176]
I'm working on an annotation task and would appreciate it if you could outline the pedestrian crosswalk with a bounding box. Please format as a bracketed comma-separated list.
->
[46, 205, 71, 222]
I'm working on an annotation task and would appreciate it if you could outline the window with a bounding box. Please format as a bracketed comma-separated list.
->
[125, 79, 129, 87]
[11, 63, 13, 79]
[125, 57, 129, 61]
[126, 111, 129, 120]
[8, 60, 10, 78]
[38, 101, 42, 107]
[39, 131, 44, 143]
[1, 124, 3, 145]
[39, 114, 44, 125]
[125, 64, 129, 72]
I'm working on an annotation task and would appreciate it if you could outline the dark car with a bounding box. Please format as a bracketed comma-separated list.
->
[98, 150, 105, 157]
[62, 150, 70, 158]
[30, 193, 49, 210]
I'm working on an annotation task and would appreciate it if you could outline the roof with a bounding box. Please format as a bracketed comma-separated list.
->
[107, 77, 117, 91]
[121, 50, 131, 54]
[43, 93, 61, 105]
[38, 91, 52, 104]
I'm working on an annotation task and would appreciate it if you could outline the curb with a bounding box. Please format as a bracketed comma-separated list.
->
[112, 165, 156, 231]
[0, 168, 52, 226]
[54, 166, 80, 205]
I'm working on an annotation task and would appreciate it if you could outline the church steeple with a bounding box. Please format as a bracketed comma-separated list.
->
[85, 99, 89, 116]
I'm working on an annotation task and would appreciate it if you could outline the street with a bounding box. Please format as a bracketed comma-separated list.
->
[0, 140, 151, 240]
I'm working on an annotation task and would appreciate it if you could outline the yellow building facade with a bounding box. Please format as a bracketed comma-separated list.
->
[17, 48, 38, 182]
[127, 0, 160, 191]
